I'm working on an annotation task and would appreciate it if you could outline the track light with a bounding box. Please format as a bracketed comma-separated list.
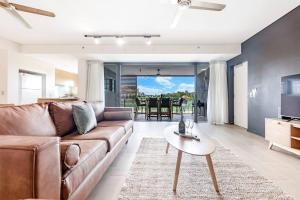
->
[145, 36, 152, 45]
[94, 38, 100, 45]
[84, 34, 160, 45]
[116, 37, 125, 46]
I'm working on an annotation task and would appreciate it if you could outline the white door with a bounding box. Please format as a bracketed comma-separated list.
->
[234, 62, 248, 128]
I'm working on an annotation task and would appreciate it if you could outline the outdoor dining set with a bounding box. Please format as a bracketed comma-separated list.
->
[135, 97, 185, 120]
[135, 96, 207, 121]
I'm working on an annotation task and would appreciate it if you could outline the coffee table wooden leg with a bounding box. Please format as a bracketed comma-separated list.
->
[206, 154, 219, 192]
[166, 143, 170, 154]
[173, 150, 183, 192]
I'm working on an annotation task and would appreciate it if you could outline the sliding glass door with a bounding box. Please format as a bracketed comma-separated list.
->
[194, 64, 209, 122]
[103, 62, 209, 123]
[104, 63, 120, 107]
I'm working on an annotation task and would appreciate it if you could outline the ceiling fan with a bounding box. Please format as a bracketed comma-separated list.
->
[0, 0, 55, 29]
[156, 68, 161, 76]
[168, 0, 226, 28]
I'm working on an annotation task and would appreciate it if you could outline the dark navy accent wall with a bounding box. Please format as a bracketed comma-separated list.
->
[227, 6, 300, 137]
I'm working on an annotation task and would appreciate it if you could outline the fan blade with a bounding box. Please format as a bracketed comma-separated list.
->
[10, 3, 55, 17]
[170, 8, 184, 29]
[0, 1, 9, 8]
[190, 1, 226, 11]
[5, 7, 32, 28]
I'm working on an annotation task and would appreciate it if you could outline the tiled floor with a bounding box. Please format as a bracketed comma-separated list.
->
[87, 122, 300, 200]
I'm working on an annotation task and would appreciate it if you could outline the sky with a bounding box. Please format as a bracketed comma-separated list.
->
[137, 76, 194, 95]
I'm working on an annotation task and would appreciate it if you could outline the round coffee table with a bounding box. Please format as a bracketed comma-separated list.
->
[164, 125, 219, 193]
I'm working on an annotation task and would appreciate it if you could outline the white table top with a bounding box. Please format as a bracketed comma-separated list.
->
[164, 125, 216, 156]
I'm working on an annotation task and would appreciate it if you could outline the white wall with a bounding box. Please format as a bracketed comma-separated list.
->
[7, 52, 56, 104]
[0, 50, 8, 103]
[0, 38, 18, 103]
[0, 37, 19, 51]
[0, 37, 56, 104]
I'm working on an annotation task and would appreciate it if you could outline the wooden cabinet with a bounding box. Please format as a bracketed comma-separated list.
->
[0, 104, 14, 107]
[265, 118, 300, 156]
[37, 98, 79, 104]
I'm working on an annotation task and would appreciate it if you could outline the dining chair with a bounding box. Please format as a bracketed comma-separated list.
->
[172, 97, 184, 116]
[159, 98, 172, 120]
[135, 97, 146, 119]
[197, 100, 206, 117]
[147, 98, 159, 120]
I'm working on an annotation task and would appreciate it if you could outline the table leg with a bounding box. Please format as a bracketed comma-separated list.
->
[173, 150, 183, 192]
[206, 154, 219, 192]
[166, 143, 170, 154]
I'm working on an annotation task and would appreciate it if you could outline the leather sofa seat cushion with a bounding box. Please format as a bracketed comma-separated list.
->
[60, 142, 81, 172]
[63, 126, 125, 152]
[97, 120, 133, 132]
[0, 104, 56, 136]
[61, 140, 107, 200]
[49, 102, 84, 137]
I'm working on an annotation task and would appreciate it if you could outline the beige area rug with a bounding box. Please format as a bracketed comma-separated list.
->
[118, 138, 293, 200]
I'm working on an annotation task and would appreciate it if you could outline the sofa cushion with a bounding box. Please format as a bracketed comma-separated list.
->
[0, 104, 57, 136]
[49, 102, 84, 137]
[72, 104, 97, 134]
[62, 126, 125, 152]
[61, 140, 107, 200]
[89, 101, 105, 122]
[97, 120, 133, 132]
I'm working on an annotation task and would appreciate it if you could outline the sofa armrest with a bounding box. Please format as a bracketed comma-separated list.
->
[103, 107, 134, 121]
[104, 107, 134, 112]
[0, 135, 61, 199]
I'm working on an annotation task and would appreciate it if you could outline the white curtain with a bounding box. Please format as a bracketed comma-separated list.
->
[85, 61, 105, 102]
[207, 61, 228, 124]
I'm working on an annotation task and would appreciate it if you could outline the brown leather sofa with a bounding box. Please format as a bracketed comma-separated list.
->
[0, 102, 134, 200]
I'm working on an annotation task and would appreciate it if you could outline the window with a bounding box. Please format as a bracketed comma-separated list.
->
[105, 78, 116, 92]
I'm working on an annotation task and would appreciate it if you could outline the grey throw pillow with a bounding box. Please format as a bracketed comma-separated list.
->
[72, 103, 97, 134]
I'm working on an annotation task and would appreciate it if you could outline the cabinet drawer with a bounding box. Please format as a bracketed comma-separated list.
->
[265, 119, 291, 147]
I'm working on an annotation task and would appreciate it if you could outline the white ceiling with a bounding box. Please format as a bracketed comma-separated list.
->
[0, 0, 299, 45]
[30, 53, 236, 73]
[1, 0, 299, 71]
[80, 53, 237, 62]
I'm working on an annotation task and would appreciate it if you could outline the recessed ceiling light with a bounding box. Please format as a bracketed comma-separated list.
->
[116, 37, 125, 46]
